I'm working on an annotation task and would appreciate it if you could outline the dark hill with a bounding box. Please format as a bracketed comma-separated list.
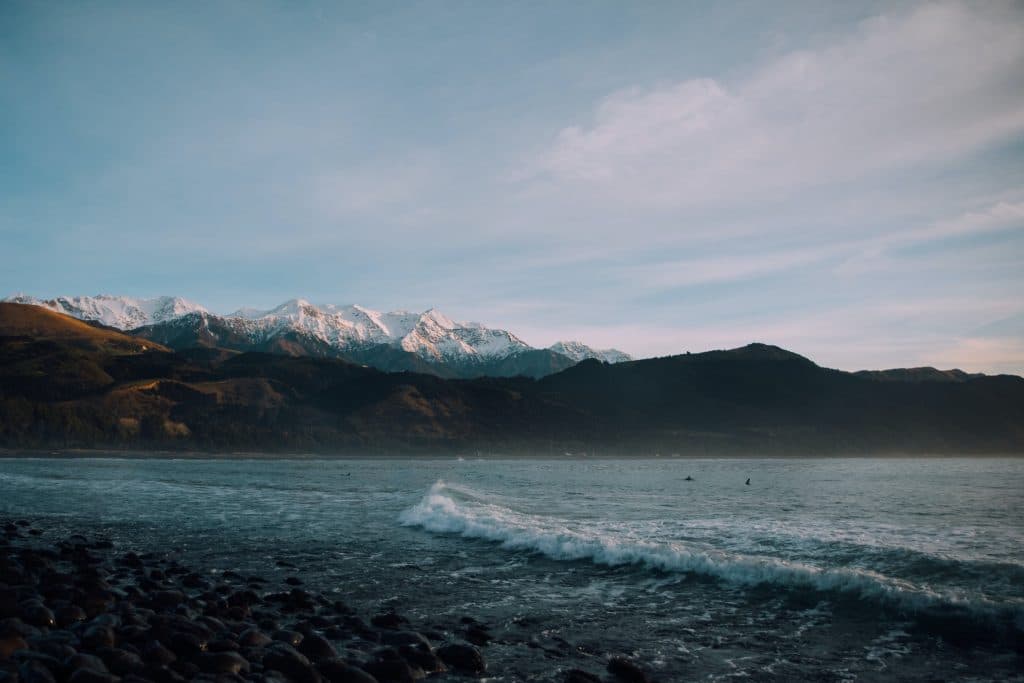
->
[1, 305, 1022, 454]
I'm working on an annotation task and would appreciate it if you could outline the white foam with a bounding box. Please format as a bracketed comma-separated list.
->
[399, 481, 1024, 622]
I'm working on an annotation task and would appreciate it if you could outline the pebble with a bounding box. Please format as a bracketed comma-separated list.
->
[0, 520, 652, 683]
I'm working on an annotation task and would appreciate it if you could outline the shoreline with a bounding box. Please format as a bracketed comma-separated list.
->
[2, 447, 1022, 460]
[1, 520, 639, 683]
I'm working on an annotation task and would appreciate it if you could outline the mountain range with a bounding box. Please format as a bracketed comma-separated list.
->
[1, 302, 1022, 455]
[3, 294, 630, 378]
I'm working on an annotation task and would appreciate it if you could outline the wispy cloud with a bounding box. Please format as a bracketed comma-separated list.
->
[538, 1, 1024, 206]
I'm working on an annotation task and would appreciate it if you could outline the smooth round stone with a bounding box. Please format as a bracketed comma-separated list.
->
[68, 670, 119, 683]
[141, 641, 177, 666]
[606, 656, 649, 683]
[363, 658, 423, 683]
[198, 651, 250, 675]
[297, 634, 337, 662]
[66, 653, 109, 673]
[436, 643, 486, 673]
[81, 626, 116, 649]
[238, 629, 273, 648]
[316, 659, 379, 683]
[271, 630, 303, 647]
[0, 634, 29, 660]
[54, 605, 88, 628]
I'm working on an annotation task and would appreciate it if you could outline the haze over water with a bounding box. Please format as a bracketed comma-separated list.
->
[2, 455, 1022, 681]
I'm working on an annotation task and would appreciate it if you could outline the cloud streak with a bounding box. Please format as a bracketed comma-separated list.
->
[539, 1, 1024, 206]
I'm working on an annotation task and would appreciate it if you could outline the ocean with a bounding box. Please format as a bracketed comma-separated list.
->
[1, 455, 1021, 681]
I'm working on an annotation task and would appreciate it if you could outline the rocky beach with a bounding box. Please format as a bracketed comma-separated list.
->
[0, 520, 650, 683]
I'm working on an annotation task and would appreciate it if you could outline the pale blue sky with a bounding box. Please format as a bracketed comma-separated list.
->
[2, 1, 1023, 372]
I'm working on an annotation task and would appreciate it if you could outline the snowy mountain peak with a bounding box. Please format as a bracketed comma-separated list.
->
[550, 341, 632, 364]
[5, 293, 634, 370]
[2, 294, 208, 330]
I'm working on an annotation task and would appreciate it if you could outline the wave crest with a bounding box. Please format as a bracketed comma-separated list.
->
[400, 480, 1024, 629]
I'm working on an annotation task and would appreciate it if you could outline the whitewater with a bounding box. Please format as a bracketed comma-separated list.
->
[1, 455, 1021, 681]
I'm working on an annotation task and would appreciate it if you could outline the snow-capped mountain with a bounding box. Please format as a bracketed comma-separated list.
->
[549, 341, 632, 364]
[3, 293, 631, 376]
[3, 294, 207, 330]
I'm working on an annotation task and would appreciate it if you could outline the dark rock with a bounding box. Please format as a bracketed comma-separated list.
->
[297, 635, 337, 662]
[396, 647, 442, 675]
[1, 620, 39, 639]
[140, 642, 176, 666]
[237, 630, 272, 649]
[316, 659, 379, 683]
[462, 626, 492, 647]
[81, 626, 116, 650]
[606, 656, 648, 683]
[17, 660, 56, 683]
[66, 654, 109, 673]
[17, 603, 55, 630]
[262, 644, 320, 683]
[197, 652, 249, 675]
[68, 670, 119, 683]
[149, 593, 185, 612]
[284, 578, 302, 587]
[361, 659, 421, 683]
[0, 635, 28, 660]
[207, 639, 240, 654]
[564, 669, 601, 683]
[100, 649, 144, 676]
[271, 631, 303, 648]
[436, 643, 485, 673]
[167, 632, 206, 658]
[379, 633, 429, 651]
[54, 605, 87, 628]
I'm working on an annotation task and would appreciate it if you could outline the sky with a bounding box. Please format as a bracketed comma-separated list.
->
[2, 1, 1023, 373]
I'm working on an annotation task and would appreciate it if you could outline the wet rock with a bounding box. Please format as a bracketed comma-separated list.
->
[17, 603, 54, 630]
[68, 670, 119, 683]
[284, 578, 302, 587]
[141, 642, 176, 666]
[17, 659, 56, 683]
[81, 626, 116, 650]
[197, 651, 249, 675]
[1, 620, 39, 640]
[54, 605, 87, 629]
[207, 639, 240, 654]
[564, 669, 601, 683]
[271, 631, 303, 648]
[149, 592, 185, 612]
[237, 630, 273, 649]
[380, 632, 429, 650]
[316, 659, 379, 683]
[361, 659, 422, 683]
[100, 649, 144, 676]
[436, 643, 485, 674]
[65, 653, 109, 673]
[167, 632, 206, 658]
[606, 656, 648, 683]
[0, 635, 28, 660]
[462, 626, 492, 647]
[262, 643, 320, 683]
[297, 635, 337, 663]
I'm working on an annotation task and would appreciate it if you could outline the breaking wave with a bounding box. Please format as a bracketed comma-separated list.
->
[400, 480, 1024, 632]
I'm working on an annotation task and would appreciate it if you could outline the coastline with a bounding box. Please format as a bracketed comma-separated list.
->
[1, 447, 1022, 460]
[1, 520, 636, 683]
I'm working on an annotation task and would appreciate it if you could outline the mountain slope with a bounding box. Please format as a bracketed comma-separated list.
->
[2, 309, 1022, 455]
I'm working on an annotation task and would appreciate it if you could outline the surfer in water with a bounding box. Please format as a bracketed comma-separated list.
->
[745, 478, 750, 485]
[684, 475, 694, 481]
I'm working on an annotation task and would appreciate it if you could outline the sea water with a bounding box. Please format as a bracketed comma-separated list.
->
[1, 456, 1021, 681]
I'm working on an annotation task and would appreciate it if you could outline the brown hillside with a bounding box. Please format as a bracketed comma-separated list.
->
[0, 303, 168, 354]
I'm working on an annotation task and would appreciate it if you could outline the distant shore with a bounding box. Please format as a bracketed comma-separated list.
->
[1, 447, 1021, 460]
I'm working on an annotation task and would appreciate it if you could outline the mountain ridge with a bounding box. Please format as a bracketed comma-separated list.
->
[5, 294, 631, 378]
[1, 302, 1021, 455]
